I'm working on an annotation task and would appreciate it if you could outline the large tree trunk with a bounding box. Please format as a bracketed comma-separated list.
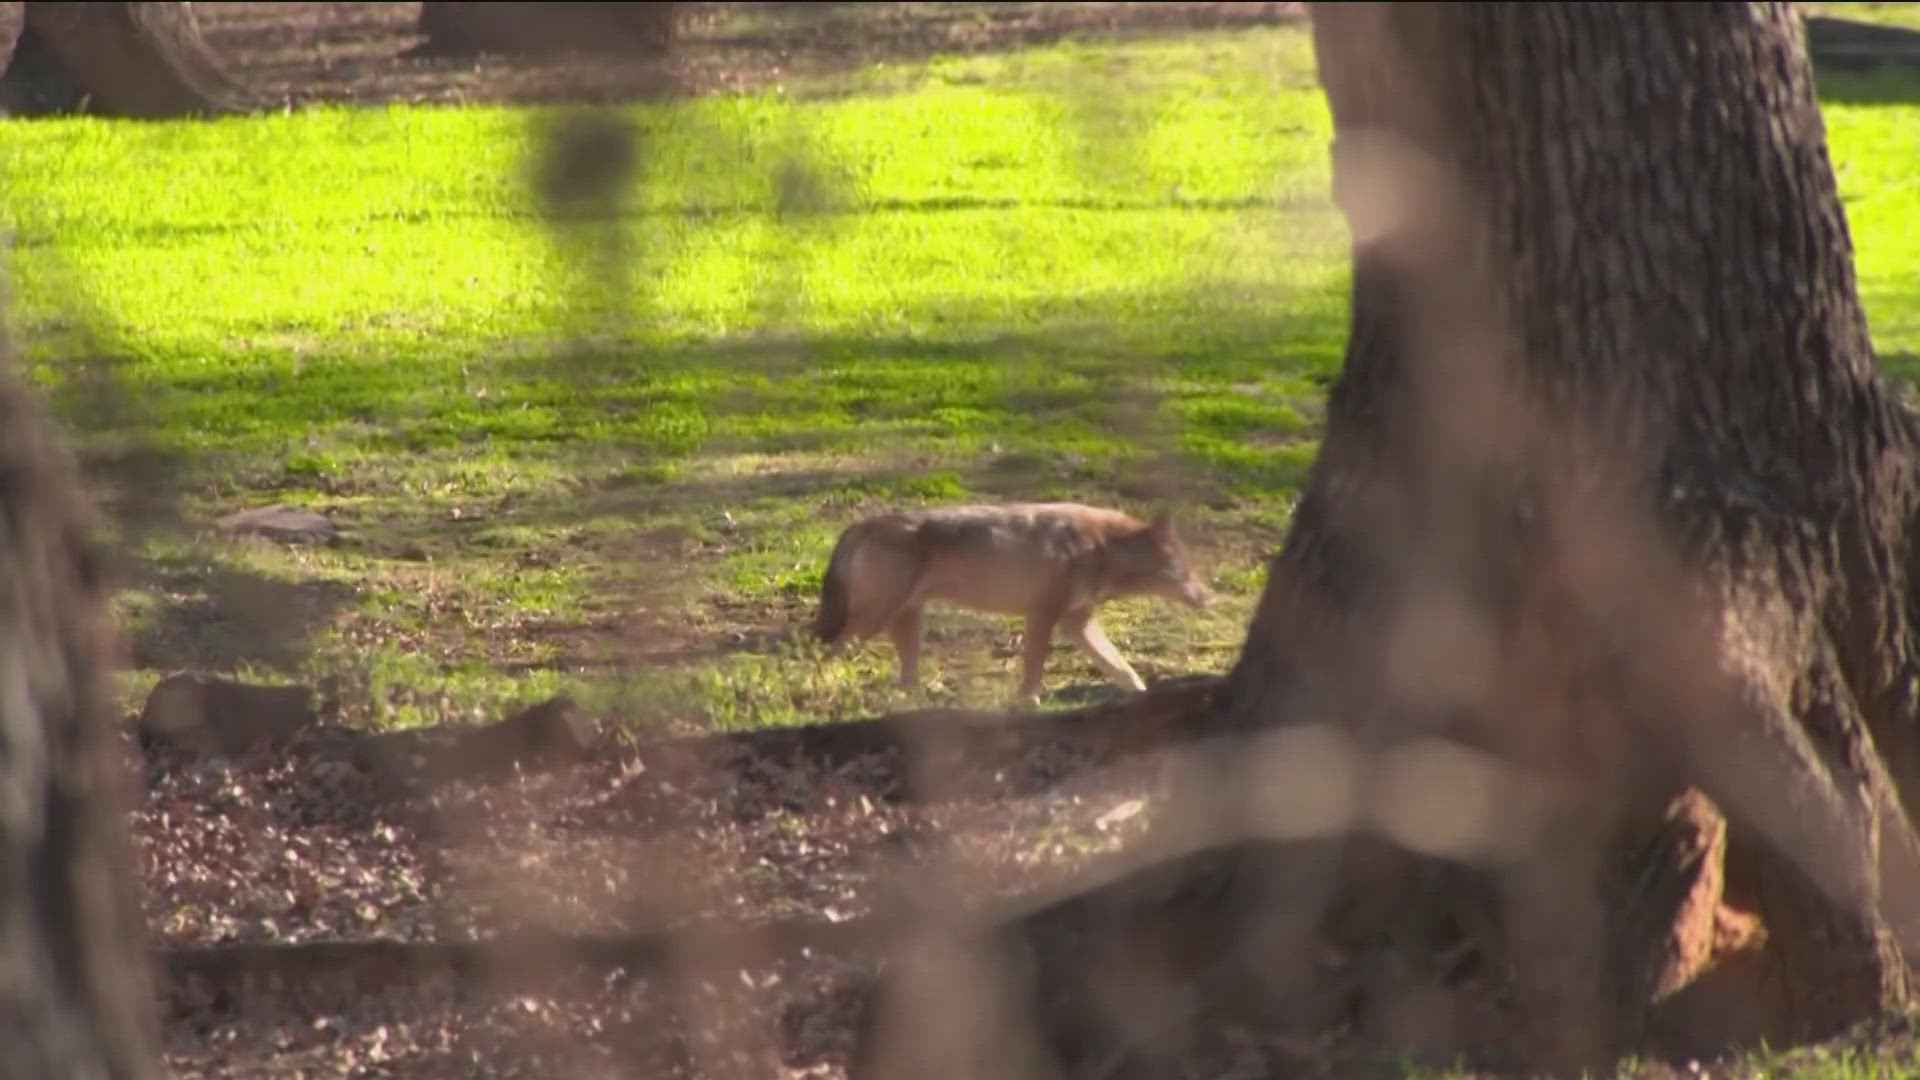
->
[0, 355, 160, 1068]
[410, 2, 678, 59]
[853, 4, 1920, 1076]
[0, 2, 247, 119]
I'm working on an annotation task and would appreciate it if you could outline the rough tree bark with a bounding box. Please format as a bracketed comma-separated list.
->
[0, 2, 247, 118]
[410, 2, 678, 59]
[0, 353, 160, 1068]
[853, 4, 1920, 1077]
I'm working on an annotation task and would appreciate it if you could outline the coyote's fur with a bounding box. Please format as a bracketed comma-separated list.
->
[814, 502, 1210, 700]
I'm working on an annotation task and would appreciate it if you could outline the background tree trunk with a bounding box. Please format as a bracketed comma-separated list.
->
[854, 4, 1920, 1076]
[0, 2, 247, 118]
[0, 351, 160, 1070]
[410, 2, 678, 59]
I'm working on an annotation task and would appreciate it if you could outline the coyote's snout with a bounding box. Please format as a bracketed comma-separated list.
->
[814, 502, 1210, 701]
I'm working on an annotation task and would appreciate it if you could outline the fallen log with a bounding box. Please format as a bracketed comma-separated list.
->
[138, 674, 1222, 812]
[633, 674, 1224, 803]
[353, 694, 600, 784]
[136, 673, 319, 755]
[159, 913, 902, 1008]
[308, 676, 1219, 801]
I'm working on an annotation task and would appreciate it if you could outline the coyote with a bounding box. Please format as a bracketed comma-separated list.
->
[813, 502, 1210, 701]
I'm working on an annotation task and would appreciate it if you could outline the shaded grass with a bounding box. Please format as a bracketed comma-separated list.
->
[1, 19, 1916, 740]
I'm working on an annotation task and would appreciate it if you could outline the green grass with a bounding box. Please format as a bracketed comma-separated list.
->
[1, 19, 1917, 738]
[1806, 2, 1920, 31]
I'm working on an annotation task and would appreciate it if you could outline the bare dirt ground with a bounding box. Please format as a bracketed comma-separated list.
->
[193, 1, 1304, 106]
[137, 5, 1306, 1077]
[140, 718, 1192, 1077]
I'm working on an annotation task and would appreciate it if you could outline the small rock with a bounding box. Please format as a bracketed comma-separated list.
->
[1095, 798, 1147, 831]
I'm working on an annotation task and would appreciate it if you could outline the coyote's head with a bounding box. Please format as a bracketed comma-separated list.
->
[1118, 510, 1210, 610]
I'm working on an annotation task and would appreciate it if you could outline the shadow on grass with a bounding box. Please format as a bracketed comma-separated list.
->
[451, 286, 1345, 496]
[54, 194, 1300, 250]
[121, 551, 359, 676]
[1813, 60, 1920, 104]
[1809, 15, 1920, 103]
[71, 283, 1337, 690]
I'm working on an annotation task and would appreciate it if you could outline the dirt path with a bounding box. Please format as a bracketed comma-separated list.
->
[191, 2, 1303, 106]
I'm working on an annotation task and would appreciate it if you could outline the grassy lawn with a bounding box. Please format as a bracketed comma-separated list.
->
[6, 10, 1920, 1079]
[1808, 1, 1920, 31]
[1, 18, 1916, 742]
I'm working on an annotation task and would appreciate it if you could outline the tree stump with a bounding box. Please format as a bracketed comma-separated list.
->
[0, 2, 247, 118]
